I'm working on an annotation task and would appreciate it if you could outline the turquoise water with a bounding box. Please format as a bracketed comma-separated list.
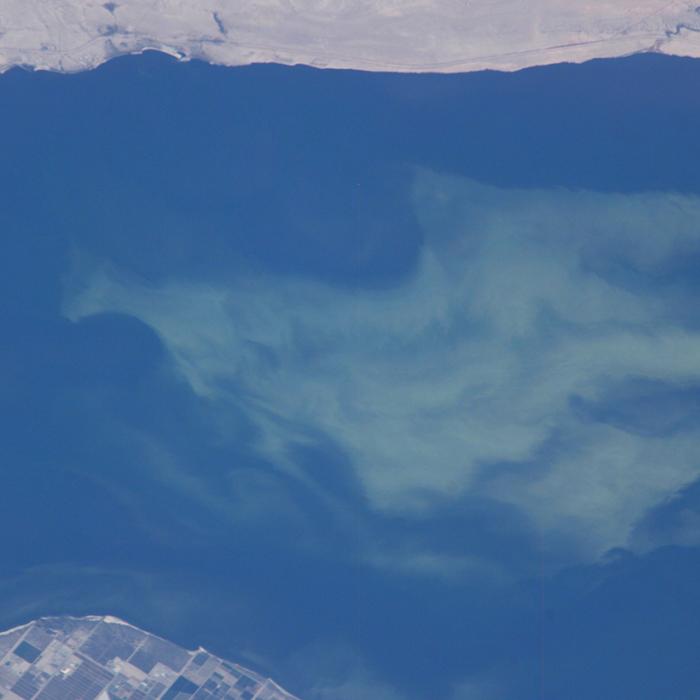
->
[2, 52, 700, 699]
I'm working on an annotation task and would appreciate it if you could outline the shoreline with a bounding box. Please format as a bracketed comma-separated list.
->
[1, 2, 699, 76]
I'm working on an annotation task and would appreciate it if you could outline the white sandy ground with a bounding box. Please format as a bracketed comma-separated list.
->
[0, 0, 699, 75]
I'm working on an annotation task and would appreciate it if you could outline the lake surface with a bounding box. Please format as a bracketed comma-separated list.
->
[2, 51, 700, 700]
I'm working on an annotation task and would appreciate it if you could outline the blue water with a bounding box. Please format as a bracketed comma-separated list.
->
[2, 52, 700, 700]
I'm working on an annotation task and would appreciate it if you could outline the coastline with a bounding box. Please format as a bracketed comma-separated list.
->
[1, 1, 699, 76]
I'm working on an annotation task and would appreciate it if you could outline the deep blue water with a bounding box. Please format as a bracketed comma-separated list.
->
[2, 52, 700, 700]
